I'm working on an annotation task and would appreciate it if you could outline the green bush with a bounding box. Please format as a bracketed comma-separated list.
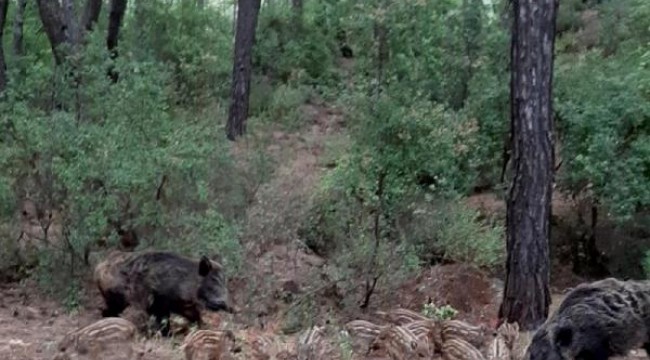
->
[159, 207, 243, 277]
[255, 3, 337, 84]
[422, 303, 459, 321]
[124, 1, 234, 105]
[267, 83, 313, 130]
[298, 187, 358, 257]
[0, 34, 242, 298]
[431, 201, 504, 268]
[555, 49, 650, 221]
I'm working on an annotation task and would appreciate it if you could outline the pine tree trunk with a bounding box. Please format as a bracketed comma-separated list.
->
[498, 0, 558, 331]
[0, 0, 7, 93]
[226, 0, 261, 141]
[107, 0, 128, 82]
[81, 0, 103, 32]
[36, 0, 67, 64]
[12, 0, 27, 57]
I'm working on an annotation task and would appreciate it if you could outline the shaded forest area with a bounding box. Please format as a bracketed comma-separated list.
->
[0, 0, 649, 358]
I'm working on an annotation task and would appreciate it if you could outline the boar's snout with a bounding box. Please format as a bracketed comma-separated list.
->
[204, 299, 232, 312]
[198, 256, 231, 313]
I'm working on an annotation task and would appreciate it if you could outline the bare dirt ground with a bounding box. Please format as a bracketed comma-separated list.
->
[0, 100, 645, 360]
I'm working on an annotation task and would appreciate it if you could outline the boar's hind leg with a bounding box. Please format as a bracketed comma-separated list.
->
[101, 289, 128, 317]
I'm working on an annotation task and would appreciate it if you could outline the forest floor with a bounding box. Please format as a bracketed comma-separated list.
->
[0, 98, 646, 360]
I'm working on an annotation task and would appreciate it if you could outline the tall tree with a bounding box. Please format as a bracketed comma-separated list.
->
[226, 0, 261, 141]
[106, 0, 128, 82]
[81, 0, 103, 32]
[498, 0, 558, 331]
[36, 0, 68, 64]
[12, 0, 27, 57]
[0, 0, 7, 93]
[36, 0, 116, 66]
[107, 0, 127, 55]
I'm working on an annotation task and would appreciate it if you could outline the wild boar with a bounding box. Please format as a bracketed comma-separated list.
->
[524, 277, 650, 360]
[94, 250, 232, 335]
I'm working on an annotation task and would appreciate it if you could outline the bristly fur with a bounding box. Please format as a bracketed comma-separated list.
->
[370, 324, 430, 359]
[54, 317, 138, 360]
[182, 329, 235, 360]
[525, 277, 650, 360]
[94, 250, 230, 336]
[442, 337, 486, 360]
[440, 319, 490, 349]
[375, 308, 430, 325]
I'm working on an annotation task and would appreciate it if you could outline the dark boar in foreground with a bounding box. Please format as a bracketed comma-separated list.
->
[524, 277, 650, 360]
[94, 250, 231, 335]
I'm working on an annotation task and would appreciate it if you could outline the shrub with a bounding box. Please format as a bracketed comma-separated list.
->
[254, 3, 337, 84]
[555, 49, 650, 221]
[431, 201, 505, 268]
[126, 1, 234, 105]
[0, 34, 242, 298]
[422, 303, 459, 321]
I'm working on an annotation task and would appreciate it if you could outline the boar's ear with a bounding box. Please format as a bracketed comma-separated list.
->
[199, 256, 212, 276]
[555, 326, 573, 348]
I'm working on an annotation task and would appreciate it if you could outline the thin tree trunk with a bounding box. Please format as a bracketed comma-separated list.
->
[291, 0, 303, 27]
[107, 0, 128, 55]
[226, 0, 261, 141]
[12, 0, 27, 57]
[107, 0, 128, 82]
[373, 21, 388, 102]
[498, 0, 558, 331]
[81, 0, 103, 32]
[0, 0, 7, 93]
[133, 0, 146, 59]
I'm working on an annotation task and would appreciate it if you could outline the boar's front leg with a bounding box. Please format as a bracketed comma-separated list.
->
[148, 296, 172, 336]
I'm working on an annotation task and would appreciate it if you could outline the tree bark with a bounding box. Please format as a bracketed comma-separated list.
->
[226, 0, 261, 141]
[36, 0, 104, 64]
[498, 0, 558, 331]
[62, 0, 80, 50]
[12, 0, 27, 57]
[106, 0, 128, 82]
[81, 0, 103, 32]
[0, 0, 7, 93]
[36, 0, 67, 64]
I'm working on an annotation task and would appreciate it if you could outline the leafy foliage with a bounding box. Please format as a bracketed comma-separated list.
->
[255, 3, 337, 83]
[555, 48, 650, 220]
[422, 303, 459, 321]
[0, 0, 649, 308]
[0, 21, 244, 297]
